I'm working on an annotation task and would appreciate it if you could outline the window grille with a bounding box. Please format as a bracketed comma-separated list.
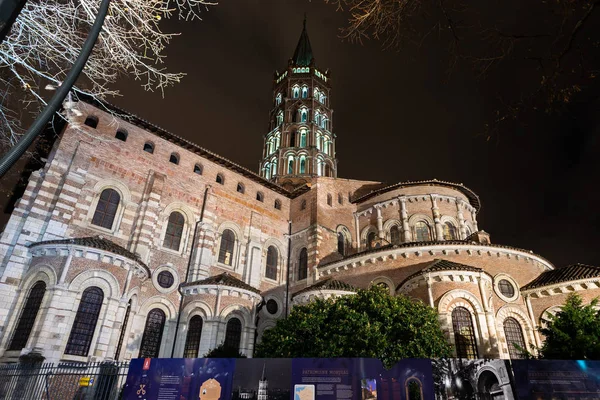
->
[139, 308, 166, 358]
[8, 281, 46, 350]
[266, 246, 278, 280]
[452, 307, 478, 359]
[504, 317, 526, 359]
[443, 222, 458, 240]
[224, 318, 242, 352]
[498, 279, 515, 298]
[157, 271, 175, 289]
[92, 189, 120, 229]
[390, 226, 401, 245]
[65, 287, 104, 356]
[415, 222, 431, 242]
[163, 212, 184, 251]
[183, 316, 203, 358]
[218, 229, 235, 265]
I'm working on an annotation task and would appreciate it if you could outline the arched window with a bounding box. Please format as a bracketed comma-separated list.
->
[183, 315, 203, 358]
[300, 108, 308, 123]
[275, 93, 282, 105]
[216, 173, 224, 185]
[115, 129, 127, 141]
[316, 133, 322, 150]
[414, 222, 431, 242]
[92, 188, 120, 230]
[84, 116, 98, 128]
[299, 129, 307, 147]
[272, 158, 278, 177]
[65, 287, 104, 356]
[169, 153, 179, 165]
[225, 318, 242, 352]
[452, 307, 478, 359]
[390, 226, 401, 245]
[299, 156, 306, 174]
[8, 281, 46, 350]
[337, 232, 346, 256]
[218, 229, 235, 265]
[163, 211, 185, 251]
[443, 222, 457, 240]
[276, 110, 284, 125]
[266, 246, 278, 280]
[256, 192, 264, 202]
[143, 142, 154, 154]
[298, 248, 308, 280]
[301, 199, 307, 210]
[292, 86, 300, 98]
[237, 183, 245, 194]
[324, 163, 332, 177]
[274, 199, 282, 210]
[504, 317, 526, 359]
[406, 378, 423, 400]
[327, 194, 332, 206]
[301, 86, 308, 98]
[338, 193, 343, 205]
[194, 164, 203, 175]
[114, 299, 131, 360]
[289, 131, 296, 147]
[287, 156, 294, 174]
[317, 158, 323, 176]
[465, 225, 472, 237]
[139, 308, 166, 358]
[367, 232, 377, 249]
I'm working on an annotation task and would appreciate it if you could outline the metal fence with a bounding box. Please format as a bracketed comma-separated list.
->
[0, 361, 130, 400]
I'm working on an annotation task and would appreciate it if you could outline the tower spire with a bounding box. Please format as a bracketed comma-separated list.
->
[292, 16, 313, 67]
[261, 362, 266, 380]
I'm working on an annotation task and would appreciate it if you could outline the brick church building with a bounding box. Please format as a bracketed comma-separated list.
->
[0, 21, 598, 365]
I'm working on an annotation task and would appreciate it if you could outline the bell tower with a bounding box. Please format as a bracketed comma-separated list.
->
[259, 17, 337, 187]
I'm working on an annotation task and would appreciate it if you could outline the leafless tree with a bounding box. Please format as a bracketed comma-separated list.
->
[326, 0, 600, 138]
[0, 0, 216, 149]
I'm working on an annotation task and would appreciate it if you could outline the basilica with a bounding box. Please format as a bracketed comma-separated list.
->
[0, 21, 597, 366]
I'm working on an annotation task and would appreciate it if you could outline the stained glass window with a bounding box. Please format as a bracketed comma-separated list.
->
[139, 308, 166, 358]
[114, 300, 131, 360]
[504, 317, 526, 359]
[8, 281, 46, 350]
[266, 246, 278, 280]
[224, 318, 242, 352]
[218, 229, 235, 266]
[390, 226, 401, 245]
[157, 271, 175, 289]
[163, 212, 185, 251]
[452, 307, 478, 359]
[65, 287, 104, 356]
[415, 222, 431, 242]
[443, 222, 458, 240]
[184, 316, 203, 358]
[298, 248, 308, 280]
[92, 189, 120, 229]
[498, 279, 515, 298]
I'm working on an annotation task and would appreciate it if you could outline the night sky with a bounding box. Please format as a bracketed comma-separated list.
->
[106, 0, 600, 268]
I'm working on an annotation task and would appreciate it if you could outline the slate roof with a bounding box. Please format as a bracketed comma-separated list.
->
[352, 179, 481, 211]
[318, 240, 553, 269]
[28, 236, 149, 272]
[292, 278, 357, 298]
[521, 263, 600, 291]
[398, 259, 484, 289]
[292, 17, 314, 66]
[76, 94, 309, 199]
[182, 272, 261, 294]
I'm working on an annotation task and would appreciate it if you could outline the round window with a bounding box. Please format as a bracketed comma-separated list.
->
[266, 299, 278, 315]
[498, 279, 515, 298]
[157, 271, 175, 289]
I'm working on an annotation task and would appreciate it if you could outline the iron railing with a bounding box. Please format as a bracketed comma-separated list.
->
[0, 361, 130, 400]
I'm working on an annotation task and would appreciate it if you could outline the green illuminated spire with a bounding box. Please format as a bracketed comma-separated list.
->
[292, 15, 313, 66]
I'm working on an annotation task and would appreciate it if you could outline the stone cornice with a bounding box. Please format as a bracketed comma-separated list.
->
[29, 243, 150, 280]
[182, 284, 262, 302]
[522, 277, 600, 298]
[291, 289, 356, 305]
[317, 243, 554, 278]
[398, 270, 492, 295]
[354, 193, 476, 218]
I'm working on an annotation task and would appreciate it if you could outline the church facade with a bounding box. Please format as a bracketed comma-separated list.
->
[0, 22, 598, 365]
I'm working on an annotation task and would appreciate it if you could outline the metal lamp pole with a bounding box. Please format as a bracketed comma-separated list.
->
[0, 0, 112, 178]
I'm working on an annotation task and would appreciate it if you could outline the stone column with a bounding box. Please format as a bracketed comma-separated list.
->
[478, 275, 499, 357]
[430, 195, 444, 240]
[122, 268, 134, 296]
[456, 199, 467, 239]
[353, 213, 360, 251]
[399, 197, 412, 242]
[426, 276, 434, 308]
[375, 206, 384, 239]
[525, 294, 542, 349]
[58, 248, 74, 284]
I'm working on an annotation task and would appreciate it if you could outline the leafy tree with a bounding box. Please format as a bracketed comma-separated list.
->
[538, 293, 600, 360]
[255, 286, 451, 368]
[204, 343, 247, 358]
